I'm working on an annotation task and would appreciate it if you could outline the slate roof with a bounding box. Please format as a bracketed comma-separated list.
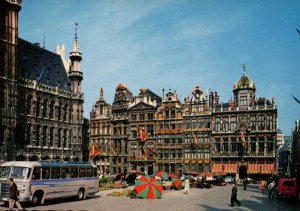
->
[17, 38, 70, 91]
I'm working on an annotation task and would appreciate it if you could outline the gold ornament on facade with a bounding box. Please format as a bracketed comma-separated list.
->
[233, 64, 256, 91]
[116, 83, 127, 91]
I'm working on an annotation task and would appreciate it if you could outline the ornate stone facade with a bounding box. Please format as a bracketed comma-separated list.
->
[211, 65, 277, 179]
[0, 1, 84, 161]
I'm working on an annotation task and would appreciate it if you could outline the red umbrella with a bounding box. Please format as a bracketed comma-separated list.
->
[155, 171, 169, 178]
[184, 170, 198, 175]
[198, 172, 212, 177]
[134, 175, 163, 199]
[171, 178, 182, 190]
[213, 171, 225, 177]
[128, 170, 142, 174]
[168, 173, 178, 179]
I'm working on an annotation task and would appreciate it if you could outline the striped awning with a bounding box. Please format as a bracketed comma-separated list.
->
[212, 163, 238, 174]
[248, 163, 274, 174]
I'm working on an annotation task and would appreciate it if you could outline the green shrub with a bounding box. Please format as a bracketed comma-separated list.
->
[100, 176, 108, 183]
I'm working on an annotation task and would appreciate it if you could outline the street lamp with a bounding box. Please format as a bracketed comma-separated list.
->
[260, 165, 262, 181]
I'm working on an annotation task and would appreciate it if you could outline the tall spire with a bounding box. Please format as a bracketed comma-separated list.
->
[73, 22, 79, 52]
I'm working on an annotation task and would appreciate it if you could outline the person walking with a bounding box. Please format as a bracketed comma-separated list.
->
[230, 182, 241, 207]
[183, 178, 190, 194]
[243, 178, 247, 190]
[8, 177, 22, 210]
[268, 180, 275, 199]
[259, 180, 265, 192]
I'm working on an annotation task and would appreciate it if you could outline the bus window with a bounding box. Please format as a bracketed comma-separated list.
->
[42, 168, 50, 179]
[11, 167, 31, 180]
[92, 167, 97, 177]
[32, 167, 41, 180]
[51, 167, 60, 179]
[0, 167, 11, 179]
[79, 168, 86, 178]
[71, 167, 78, 178]
[86, 168, 92, 177]
[61, 167, 70, 178]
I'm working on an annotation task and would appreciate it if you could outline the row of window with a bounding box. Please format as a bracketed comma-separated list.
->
[26, 124, 74, 148]
[32, 167, 97, 180]
[26, 96, 74, 122]
[214, 142, 273, 152]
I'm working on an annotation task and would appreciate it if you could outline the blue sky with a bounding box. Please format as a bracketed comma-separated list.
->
[19, 0, 300, 135]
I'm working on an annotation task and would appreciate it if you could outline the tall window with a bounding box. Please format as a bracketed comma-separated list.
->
[223, 138, 228, 151]
[49, 101, 55, 119]
[42, 126, 47, 146]
[258, 115, 265, 130]
[258, 137, 264, 152]
[26, 124, 31, 145]
[215, 138, 221, 152]
[250, 137, 256, 152]
[215, 118, 221, 132]
[139, 114, 145, 121]
[240, 96, 247, 106]
[223, 118, 229, 132]
[266, 114, 273, 130]
[250, 115, 256, 131]
[147, 113, 153, 120]
[36, 97, 41, 117]
[230, 117, 236, 131]
[26, 95, 32, 115]
[267, 137, 273, 152]
[42, 99, 48, 118]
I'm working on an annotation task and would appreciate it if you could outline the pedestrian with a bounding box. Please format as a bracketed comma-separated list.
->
[183, 178, 190, 194]
[230, 182, 241, 207]
[243, 178, 247, 190]
[268, 180, 275, 199]
[259, 180, 265, 192]
[7, 177, 22, 210]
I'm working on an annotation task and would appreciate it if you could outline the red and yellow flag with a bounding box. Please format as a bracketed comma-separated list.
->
[89, 144, 100, 158]
[139, 128, 147, 142]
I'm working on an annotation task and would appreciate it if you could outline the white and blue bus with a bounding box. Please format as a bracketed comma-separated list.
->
[0, 161, 99, 205]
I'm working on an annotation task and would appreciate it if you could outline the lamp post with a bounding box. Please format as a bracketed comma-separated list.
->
[260, 165, 262, 181]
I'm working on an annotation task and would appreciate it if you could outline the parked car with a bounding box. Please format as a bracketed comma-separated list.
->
[277, 178, 298, 199]
[224, 176, 235, 183]
[246, 178, 257, 184]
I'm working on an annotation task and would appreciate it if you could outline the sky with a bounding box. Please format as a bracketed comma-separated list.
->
[18, 0, 300, 135]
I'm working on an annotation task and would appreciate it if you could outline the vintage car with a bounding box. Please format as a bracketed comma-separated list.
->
[277, 178, 297, 198]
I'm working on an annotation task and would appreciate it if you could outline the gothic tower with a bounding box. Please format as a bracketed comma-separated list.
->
[0, 0, 22, 160]
[68, 23, 84, 160]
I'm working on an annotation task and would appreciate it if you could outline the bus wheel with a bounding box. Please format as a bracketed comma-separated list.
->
[77, 189, 85, 200]
[32, 192, 42, 205]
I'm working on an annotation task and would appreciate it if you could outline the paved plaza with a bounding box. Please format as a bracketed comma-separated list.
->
[1, 184, 299, 211]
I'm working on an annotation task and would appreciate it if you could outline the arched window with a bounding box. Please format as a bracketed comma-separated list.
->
[49, 127, 54, 147]
[42, 99, 48, 118]
[36, 97, 41, 117]
[36, 125, 40, 146]
[49, 100, 55, 119]
[42, 126, 47, 146]
[64, 104, 68, 121]
[63, 129, 67, 148]
[26, 95, 32, 115]
[58, 128, 62, 148]
[58, 102, 62, 121]
[26, 124, 31, 145]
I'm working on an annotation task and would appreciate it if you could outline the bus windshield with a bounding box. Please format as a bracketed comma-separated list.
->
[11, 167, 31, 180]
[0, 166, 31, 180]
[0, 167, 11, 179]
